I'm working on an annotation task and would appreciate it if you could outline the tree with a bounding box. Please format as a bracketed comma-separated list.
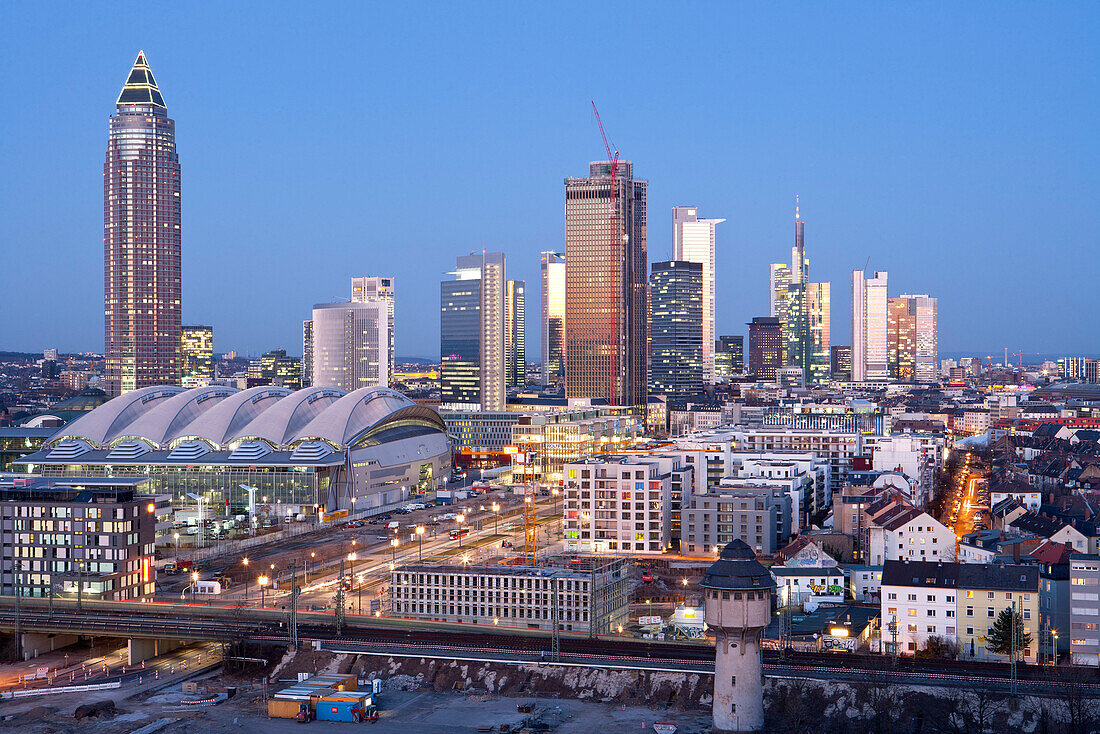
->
[986, 607, 1032, 658]
[916, 634, 958, 659]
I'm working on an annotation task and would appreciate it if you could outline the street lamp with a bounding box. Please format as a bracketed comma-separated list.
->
[191, 571, 199, 603]
[390, 538, 399, 566]
[491, 503, 500, 535]
[416, 526, 425, 561]
[173, 532, 180, 562]
[456, 514, 466, 548]
[258, 574, 269, 608]
[242, 557, 249, 600]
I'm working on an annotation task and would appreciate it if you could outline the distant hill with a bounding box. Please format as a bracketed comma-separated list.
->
[396, 357, 438, 366]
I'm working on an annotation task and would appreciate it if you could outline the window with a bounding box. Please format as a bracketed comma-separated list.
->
[731, 676, 736, 686]
[966, 607, 973, 617]
[988, 608, 995, 618]
[966, 627, 974, 635]
[908, 609, 917, 617]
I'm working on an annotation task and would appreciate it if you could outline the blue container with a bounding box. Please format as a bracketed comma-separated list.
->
[316, 696, 369, 722]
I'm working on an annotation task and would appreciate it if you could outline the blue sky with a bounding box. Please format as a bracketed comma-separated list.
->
[2, 2, 1097, 359]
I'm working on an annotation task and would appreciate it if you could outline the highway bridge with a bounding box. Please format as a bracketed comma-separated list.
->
[2, 598, 1100, 696]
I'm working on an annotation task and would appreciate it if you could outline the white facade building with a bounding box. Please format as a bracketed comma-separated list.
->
[351, 276, 396, 379]
[311, 301, 389, 392]
[868, 508, 955, 565]
[563, 455, 680, 554]
[672, 206, 724, 382]
[851, 270, 888, 381]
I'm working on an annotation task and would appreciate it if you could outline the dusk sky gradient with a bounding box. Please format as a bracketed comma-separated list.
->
[2, 2, 1098, 360]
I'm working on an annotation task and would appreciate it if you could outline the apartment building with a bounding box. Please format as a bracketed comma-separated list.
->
[1070, 554, 1100, 666]
[390, 557, 628, 635]
[563, 455, 685, 554]
[881, 560, 1038, 662]
[0, 476, 157, 601]
[867, 500, 955, 565]
[681, 485, 791, 557]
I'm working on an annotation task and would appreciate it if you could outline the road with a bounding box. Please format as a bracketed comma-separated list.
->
[942, 452, 987, 543]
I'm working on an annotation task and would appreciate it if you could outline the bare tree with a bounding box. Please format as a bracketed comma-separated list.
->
[853, 668, 902, 734]
[1053, 666, 1100, 734]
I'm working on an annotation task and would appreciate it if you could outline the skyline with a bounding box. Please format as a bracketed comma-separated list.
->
[2, 3, 1098, 358]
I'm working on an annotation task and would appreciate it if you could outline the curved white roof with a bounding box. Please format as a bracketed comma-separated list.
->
[115, 385, 238, 447]
[178, 386, 291, 447]
[49, 385, 185, 448]
[290, 387, 419, 446]
[229, 386, 345, 446]
[41, 383, 447, 453]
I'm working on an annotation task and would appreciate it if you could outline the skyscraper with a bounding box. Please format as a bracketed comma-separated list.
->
[351, 276, 396, 377]
[715, 335, 744, 377]
[748, 317, 783, 381]
[672, 207, 724, 382]
[564, 161, 647, 408]
[888, 297, 916, 381]
[180, 326, 213, 387]
[899, 294, 938, 382]
[649, 261, 703, 399]
[784, 204, 809, 372]
[851, 270, 888, 381]
[104, 52, 181, 395]
[505, 279, 526, 388]
[440, 252, 506, 411]
[540, 252, 565, 387]
[311, 301, 389, 391]
[302, 320, 313, 387]
[830, 345, 852, 381]
[769, 264, 791, 329]
[806, 281, 831, 384]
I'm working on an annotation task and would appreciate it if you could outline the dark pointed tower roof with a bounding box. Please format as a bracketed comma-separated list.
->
[701, 539, 776, 591]
[116, 51, 166, 108]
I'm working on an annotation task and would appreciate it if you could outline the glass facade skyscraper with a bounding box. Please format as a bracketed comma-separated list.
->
[564, 161, 647, 409]
[649, 261, 703, 399]
[440, 252, 506, 411]
[540, 252, 565, 387]
[505, 279, 526, 388]
[351, 276, 396, 378]
[104, 52, 181, 395]
[672, 207, 724, 382]
[180, 326, 213, 387]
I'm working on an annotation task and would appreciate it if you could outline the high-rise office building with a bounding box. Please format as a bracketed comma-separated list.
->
[540, 252, 566, 387]
[649, 261, 703, 399]
[897, 294, 938, 382]
[888, 297, 916, 381]
[302, 320, 313, 387]
[180, 326, 213, 387]
[830, 345, 852, 381]
[351, 276, 395, 377]
[104, 52, 181, 395]
[748, 317, 783, 381]
[851, 270, 888, 381]
[440, 252, 506, 411]
[505, 280, 526, 388]
[806, 282, 831, 384]
[311, 301, 389, 391]
[564, 161, 647, 408]
[672, 207, 724, 382]
[715, 336, 744, 377]
[774, 203, 830, 384]
[259, 349, 302, 390]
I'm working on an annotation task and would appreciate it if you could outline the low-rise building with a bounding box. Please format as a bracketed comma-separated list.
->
[881, 559, 1038, 662]
[389, 557, 629, 635]
[0, 476, 157, 601]
[681, 485, 791, 557]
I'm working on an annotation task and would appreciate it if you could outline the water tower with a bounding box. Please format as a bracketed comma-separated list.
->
[702, 539, 775, 733]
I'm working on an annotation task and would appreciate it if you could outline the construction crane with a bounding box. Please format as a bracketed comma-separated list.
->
[516, 442, 539, 565]
[1014, 351, 1041, 369]
[591, 101, 622, 398]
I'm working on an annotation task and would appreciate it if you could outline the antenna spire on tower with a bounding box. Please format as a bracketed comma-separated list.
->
[795, 194, 800, 221]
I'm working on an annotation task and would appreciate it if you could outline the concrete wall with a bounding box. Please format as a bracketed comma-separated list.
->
[21, 632, 79, 660]
[127, 637, 185, 666]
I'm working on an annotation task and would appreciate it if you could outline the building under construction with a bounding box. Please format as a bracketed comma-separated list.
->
[389, 555, 629, 635]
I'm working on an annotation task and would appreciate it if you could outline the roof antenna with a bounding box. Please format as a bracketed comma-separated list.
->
[795, 194, 800, 221]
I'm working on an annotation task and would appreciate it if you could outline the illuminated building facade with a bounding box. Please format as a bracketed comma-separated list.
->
[672, 207, 724, 382]
[351, 276, 395, 379]
[312, 301, 389, 391]
[180, 326, 213, 387]
[539, 252, 565, 387]
[564, 161, 647, 409]
[748, 317, 783, 381]
[715, 336, 744, 377]
[851, 270, 888, 381]
[440, 252, 506, 411]
[888, 297, 916, 381]
[505, 279, 526, 388]
[649, 260, 703, 399]
[104, 52, 181, 395]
